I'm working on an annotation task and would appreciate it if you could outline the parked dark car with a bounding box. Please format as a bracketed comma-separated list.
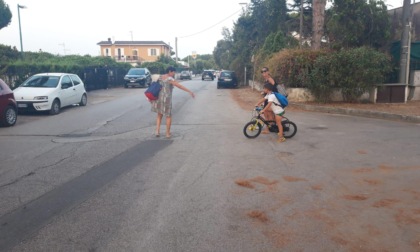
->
[217, 70, 238, 89]
[0, 79, 17, 127]
[124, 68, 152, 88]
[202, 70, 214, 81]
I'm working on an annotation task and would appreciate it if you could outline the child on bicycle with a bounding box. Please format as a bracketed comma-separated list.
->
[255, 83, 286, 143]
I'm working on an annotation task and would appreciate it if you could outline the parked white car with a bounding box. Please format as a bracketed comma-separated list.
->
[14, 73, 87, 115]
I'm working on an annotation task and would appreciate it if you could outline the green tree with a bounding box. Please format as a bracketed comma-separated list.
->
[0, 0, 12, 30]
[213, 27, 233, 69]
[260, 31, 291, 58]
[288, 0, 313, 41]
[214, 40, 232, 69]
[0, 44, 19, 63]
[326, 0, 390, 49]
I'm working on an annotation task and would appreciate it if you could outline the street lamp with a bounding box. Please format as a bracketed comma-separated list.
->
[17, 4, 27, 57]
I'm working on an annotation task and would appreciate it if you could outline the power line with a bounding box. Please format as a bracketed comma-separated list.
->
[179, 9, 242, 39]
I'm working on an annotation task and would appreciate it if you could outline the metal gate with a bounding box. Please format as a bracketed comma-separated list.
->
[376, 84, 406, 103]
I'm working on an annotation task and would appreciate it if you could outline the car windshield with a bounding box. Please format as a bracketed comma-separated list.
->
[21, 76, 60, 88]
[127, 69, 145, 75]
[221, 72, 232, 77]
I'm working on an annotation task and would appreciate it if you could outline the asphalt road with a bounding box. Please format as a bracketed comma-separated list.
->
[0, 77, 419, 251]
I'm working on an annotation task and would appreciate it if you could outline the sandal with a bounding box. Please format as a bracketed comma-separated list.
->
[277, 136, 286, 143]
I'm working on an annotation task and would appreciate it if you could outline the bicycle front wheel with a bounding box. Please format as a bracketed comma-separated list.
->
[282, 120, 297, 138]
[243, 121, 262, 138]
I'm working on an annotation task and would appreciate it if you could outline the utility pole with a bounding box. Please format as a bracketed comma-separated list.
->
[399, 0, 412, 85]
[58, 43, 69, 55]
[17, 4, 26, 58]
[175, 37, 178, 65]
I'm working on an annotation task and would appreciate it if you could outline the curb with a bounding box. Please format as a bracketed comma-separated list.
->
[291, 103, 420, 123]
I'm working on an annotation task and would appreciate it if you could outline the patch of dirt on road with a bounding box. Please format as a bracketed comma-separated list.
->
[248, 210, 269, 223]
[395, 209, 420, 224]
[250, 176, 278, 186]
[310, 184, 324, 190]
[343, 194, 368, 201]
[235, 179, 255, 189]
[283, 176, 307, 182]
[372, 199, 401, 208]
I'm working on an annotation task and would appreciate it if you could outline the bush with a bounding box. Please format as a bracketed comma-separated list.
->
[141, 62, 168, 74]
[264, 49, 328, 88]
[1, 54, 131, 88]
[258, 47, 391, 103]
[309, 54, 336, 103]
[329, 47, 391, 102]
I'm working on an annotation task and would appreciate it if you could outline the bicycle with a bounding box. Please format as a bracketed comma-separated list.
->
[243, 106, 297, 139]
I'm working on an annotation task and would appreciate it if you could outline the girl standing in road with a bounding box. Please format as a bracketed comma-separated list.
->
[151, 66, 195, 138]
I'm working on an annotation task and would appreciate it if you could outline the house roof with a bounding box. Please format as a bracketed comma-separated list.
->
[97, 40, 172, 48]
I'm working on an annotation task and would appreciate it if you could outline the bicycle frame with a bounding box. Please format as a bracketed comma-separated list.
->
[252, 108, 284, 129]
[244, 107, 297, 139]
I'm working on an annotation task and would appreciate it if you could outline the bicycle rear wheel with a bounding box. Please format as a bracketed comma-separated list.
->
[282, 120, 297, 138]
[243, 121, 262, 138]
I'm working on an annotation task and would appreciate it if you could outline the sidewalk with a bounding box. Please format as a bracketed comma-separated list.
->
[231, 86, 420, 123]
[291, 101, 420, 123]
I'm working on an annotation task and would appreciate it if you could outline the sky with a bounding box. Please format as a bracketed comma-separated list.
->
[0, 0, 406, 59]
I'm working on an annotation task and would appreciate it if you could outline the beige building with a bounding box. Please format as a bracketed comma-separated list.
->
[97, 39, 172, 64]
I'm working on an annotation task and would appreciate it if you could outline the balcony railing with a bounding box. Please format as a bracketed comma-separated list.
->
[109, 56, 140, 62]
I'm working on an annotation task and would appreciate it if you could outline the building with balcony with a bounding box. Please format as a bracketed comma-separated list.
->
[97, 39, 172, 65]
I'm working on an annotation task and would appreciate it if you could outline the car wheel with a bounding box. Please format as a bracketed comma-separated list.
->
[49, 99, 60, 115]
[124, 84, 128, 88]
[79, 93, 88, 106]
[1, 105, 17, 127]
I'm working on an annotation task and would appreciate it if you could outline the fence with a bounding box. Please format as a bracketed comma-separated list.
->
[1, 66, 128, 91]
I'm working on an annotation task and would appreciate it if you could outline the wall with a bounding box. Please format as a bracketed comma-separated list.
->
[249, 81, 380, 103]
[409, 70, 420, 100]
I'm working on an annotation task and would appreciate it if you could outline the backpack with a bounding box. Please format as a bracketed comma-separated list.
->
[144, 81, 162, 101]
[273, 92, 288, 108]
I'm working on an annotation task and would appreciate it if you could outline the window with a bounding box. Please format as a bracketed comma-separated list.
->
[132, 50, 138, 60]
[70, 75, 82, 86]
[61, 76, 73, 88]
[221, 72, 232, 77]
[127, 68, 145, 75]
[117, 48, 122, 60]
[148, 48, 160, 56]
[22, 76, 60, 88]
